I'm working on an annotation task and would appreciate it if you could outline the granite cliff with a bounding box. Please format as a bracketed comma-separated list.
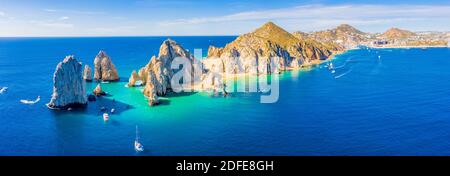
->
[83, 64, 93, 81]
[128, 39, 195, 106]
[94, 51, 120, 81]
[204, 22, 336, 76]
[47, 56, 87, 110]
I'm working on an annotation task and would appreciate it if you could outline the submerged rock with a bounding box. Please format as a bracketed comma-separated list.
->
[94, 51, 119, 81]
[83, 64, 93, 81]
[47, 55, 87, 110]
[93, 84, 106, 96]
[87, 94, 96, 101]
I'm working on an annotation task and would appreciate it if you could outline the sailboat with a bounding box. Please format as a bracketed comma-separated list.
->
[134, 126, 144, 152]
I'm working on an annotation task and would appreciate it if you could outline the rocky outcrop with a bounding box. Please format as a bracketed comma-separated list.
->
[47, 56, 87, 110]
[94, 51, 119, 81]
[143, 71, 159, 106]
[129, 39, 194, 106]
[127, 70, 140, 87]
[83, 64, 93, 81]
[203, 22, 335, 76]
[207, 46, 223, 58]
[93, 84, 106, 96]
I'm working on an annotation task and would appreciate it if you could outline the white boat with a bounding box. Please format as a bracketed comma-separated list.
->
[326, 62, 334, 70]
[103, 113, 109, 121]
[0, 87, 8, 94]
[20, 96, 40, 104]
[134, 126, 144, 152]
[111, 108, 115, 114]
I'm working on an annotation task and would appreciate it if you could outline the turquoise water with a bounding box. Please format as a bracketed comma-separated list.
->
[1, 37, 450, 155]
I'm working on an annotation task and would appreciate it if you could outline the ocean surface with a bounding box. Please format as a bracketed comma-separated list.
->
[1, 37, 450, 156]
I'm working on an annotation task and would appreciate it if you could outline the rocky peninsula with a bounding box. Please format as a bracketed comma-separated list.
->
[128, 22, 340, 106]
[48, 21, 449, 109]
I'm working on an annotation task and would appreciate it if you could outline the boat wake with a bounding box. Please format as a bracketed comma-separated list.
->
[334, 69, 353, 79]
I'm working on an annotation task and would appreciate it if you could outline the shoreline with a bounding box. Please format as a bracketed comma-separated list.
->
[370, 45, 449, 49]
[186, 50, 348, 92]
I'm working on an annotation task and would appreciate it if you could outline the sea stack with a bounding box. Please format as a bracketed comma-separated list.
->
[94, 50, 119, 81]
[47, 56, 87, 110]
[127, 70, 140, 87]
[129, 39, 194, 106]
[83, 64, 93, 81]
[93, 84, 106, 96]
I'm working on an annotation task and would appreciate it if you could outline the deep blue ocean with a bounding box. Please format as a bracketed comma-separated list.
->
[1, 37, 450, 156]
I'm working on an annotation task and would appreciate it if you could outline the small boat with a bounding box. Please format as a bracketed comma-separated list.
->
[0, 87, 8, 94]
[134, 126, 144, 152]
[20, 96, 41, 105]
[328, 62, 334, 70]
[378, 55, 381, 59]
[103, 113, 109, 121]
[111, 108, 115, 114]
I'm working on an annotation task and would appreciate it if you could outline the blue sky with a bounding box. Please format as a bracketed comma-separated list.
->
[0, 0, 449, 36]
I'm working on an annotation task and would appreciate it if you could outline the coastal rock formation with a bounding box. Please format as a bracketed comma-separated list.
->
[94, 51, 119, 81]
[129, 39, 194, 106]
[47, 56, 87, 110]
[203, 22, 335, 76]
[93, 84, 106, 96]
[143, 72, 160, 106]
[83, 64, 93, 81]
[127, 70, 140, 87]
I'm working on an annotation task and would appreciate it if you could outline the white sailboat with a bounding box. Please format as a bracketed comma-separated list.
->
[134, 126, 144, 152]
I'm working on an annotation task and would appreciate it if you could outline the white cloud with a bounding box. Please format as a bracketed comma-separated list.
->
[59, 16, 69, 21]
[0, 11, 5, 17]
[92, 26, 137, 34]
[158, 4, 450, 32]
[30, 20, 74, 28]
[44, 9, 105, 15]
